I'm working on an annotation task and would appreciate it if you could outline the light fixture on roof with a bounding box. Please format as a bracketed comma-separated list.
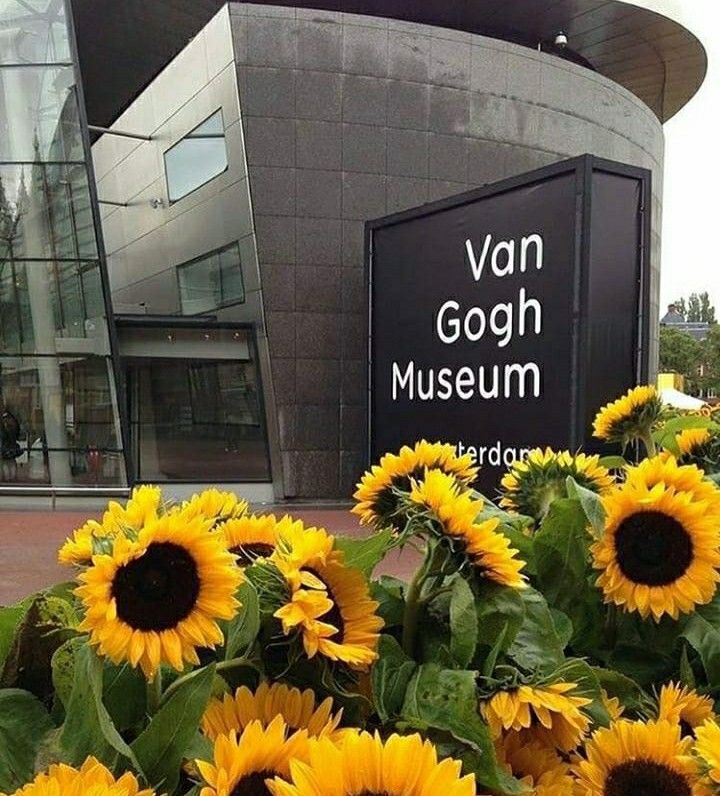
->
[554, 31, 568, 47]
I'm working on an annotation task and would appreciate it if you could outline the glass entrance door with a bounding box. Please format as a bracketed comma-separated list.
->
[121, 325, 271, 483]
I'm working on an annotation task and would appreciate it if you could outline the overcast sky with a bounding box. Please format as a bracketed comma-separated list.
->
[661, 1, 720, 310]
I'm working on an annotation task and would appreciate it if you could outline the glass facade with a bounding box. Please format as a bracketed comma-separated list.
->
[0, 0, 125, 487]
[164, 109, 228, 203]
[177, 241, 245, 315]
[125, 328, 270, 482]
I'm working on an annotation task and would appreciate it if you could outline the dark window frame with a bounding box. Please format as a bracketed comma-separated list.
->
[175, 240, 245, 316]
[163, 108, 229, 205]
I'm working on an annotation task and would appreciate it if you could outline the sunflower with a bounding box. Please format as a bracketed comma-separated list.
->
[268, 731, 476, 796]
[602, 690, 625, 722]
[591, 476, 720, 621]
[496, 732, 576, 796]
[667, 428, 720, 475]
[658, 683, 715, 738]
[197, 717, 310, 796]
[183, 489, 248, 527]
[353, 440, 478, 527]
[592, 385, 663, 446]
[624, 456, 720, 511]
[499, 447, 614, 521]
[481, 681, 592, 752]
[410, 469, 526, 588]
[58, 485, 163, 566]
[6, 756, 153, 796]
[201, 681, 346, 744]
[271, 523, 383, 669]
[574, 719, 700, 796]
[219, 513, 284, 566]
[76, 510, 242, 678]
[695, 719, 720, 788]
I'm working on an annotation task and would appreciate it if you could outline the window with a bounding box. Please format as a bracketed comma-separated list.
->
[177, 242, 244, 314]
[164, 110, 228, 203]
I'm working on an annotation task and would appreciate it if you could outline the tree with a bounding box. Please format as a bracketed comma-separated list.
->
[659, 326, 703, 386]
[675, 292, 716, 323]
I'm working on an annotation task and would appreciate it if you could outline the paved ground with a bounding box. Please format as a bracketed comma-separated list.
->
[0, 506, 419, 605]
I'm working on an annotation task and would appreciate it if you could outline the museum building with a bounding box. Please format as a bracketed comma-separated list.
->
[0, 0, 707, 501]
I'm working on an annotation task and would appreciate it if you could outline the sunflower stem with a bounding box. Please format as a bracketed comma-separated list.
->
[639, 429, 657, 458]
[146, 672, 162, 716]
[402, 565, 425, 658]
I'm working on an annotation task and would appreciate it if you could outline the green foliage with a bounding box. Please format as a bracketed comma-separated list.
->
[506, 587, 565, 673]
[59, 645, 142, 771]
[400, 665, 523, 794]
[224, 581, 260, 660]
[449, 578, 478, 668]
[132, 665, 215, 793]
[371, 635, 417, 723]
[534, 498, 605, 654]
[0, 689, 54, 792]
[335, 528, 394, 575]
[682, 593, 720, 684]
[654, 415, 716, 454]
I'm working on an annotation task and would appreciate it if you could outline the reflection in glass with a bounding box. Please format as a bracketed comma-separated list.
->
[0, 162, 98, 260]
[164, 110, 228, 203]
[0, 0, 71, 65]
[128, 354, 270, 482]
[0, 0, 126, 488]
[0, 260, 110, 353]
[0, 65, 82, 162]
[177, 241, 245, 315]
[0, 354, 123, 485]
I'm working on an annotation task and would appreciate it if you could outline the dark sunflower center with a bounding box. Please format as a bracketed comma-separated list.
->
[229, 543, 274, 566]
[230, 771, 274, 796]
[356, 792, 393, 796]
[679, 719, 694, 738]
[112, 541, 200, 631]
[604, 760, 690, 796]
[615, 511, 693, 586]
[305, 568, 344, 640]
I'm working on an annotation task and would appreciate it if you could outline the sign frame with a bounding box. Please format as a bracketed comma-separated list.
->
[365, 154, 652, 473]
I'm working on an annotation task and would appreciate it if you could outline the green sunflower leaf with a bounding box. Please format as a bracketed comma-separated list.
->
[131, 663, 215, 793]
[400, 665, 524, 794]
[371, 635, 416, 723]
[335, 528, 394, 576]
[59, 645, 142, 773]
[534, 498, 605, 655]
[449, 578, 478, 668]
[681, 593, 720, 684]
[506, 587, 565, 673]
[0, 689, 54, 792]
[224, 581, 260, 660]
[548, 658, 610, 728]
[371, 576, 405, 629]
[565, 477, 606, 536]
[592, 667, 644, 713]
[653, 416, 716, 454]
[598, 455, 629, 470]
[0, 598, 32, 670]
[474, 582, 525, 668]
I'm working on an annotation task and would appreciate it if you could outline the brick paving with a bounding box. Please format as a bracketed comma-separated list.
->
[0, 506, 419, 605]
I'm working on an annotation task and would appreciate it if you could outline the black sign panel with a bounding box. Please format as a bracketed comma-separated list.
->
[367, 156, 650, 493]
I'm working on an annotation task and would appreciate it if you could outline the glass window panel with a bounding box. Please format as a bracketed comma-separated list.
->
[177, 241, 244, 315]
[0, 162, 98, 260]
[0, 354, 124, 486]
[218, 242, 244, 305]
[164, 110, 228, 203]
[0, 65, 82, 161]
[0, 0, 71, 65]
[128, 349, 270, 482]
[0, 260, 110, 354]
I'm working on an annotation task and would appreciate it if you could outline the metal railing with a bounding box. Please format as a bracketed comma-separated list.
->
[0, 485, 130, 509]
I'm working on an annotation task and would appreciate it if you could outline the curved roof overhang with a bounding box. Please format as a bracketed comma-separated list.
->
[69, 0, 706, 128]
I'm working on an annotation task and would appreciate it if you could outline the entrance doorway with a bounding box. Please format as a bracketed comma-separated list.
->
[118, 321, 271, 484]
